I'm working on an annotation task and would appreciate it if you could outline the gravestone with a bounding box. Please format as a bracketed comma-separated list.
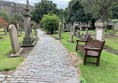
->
[85, 27, 88, 35]
[19, 27, 22, 34]
[22, 0, 36, 47]
[58, 22, 62, 39]
[4, 26, 7, 35]
[79, 22, 83, 30]
[70, 27, 74, 43]
[76, 30, 80, 37]
[95, 22, 105, 41]
[9, 24, 23, 57]
[16, 23, 21, 36]
[114, 23, 118, 31]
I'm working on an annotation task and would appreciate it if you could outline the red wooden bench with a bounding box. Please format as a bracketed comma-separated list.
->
[76, 36, 105, 66]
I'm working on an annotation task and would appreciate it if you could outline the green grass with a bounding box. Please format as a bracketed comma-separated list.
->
[53, 32, 118, 83]
[105, 36, 118, 51]
[0, 29, 24, 71]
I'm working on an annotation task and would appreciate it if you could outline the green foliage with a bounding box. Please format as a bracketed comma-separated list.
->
[10, 13, 24, 27]
[112, 6, 118, 19]
[80, 0, 118, 21]
[0, 11, 9, 22]
[80, 77, 87, 83]
[66, 0, 93, 23]
[41, 14, 60, 34]
[12, 13, 24, 22]
[31, 0, 58, 23]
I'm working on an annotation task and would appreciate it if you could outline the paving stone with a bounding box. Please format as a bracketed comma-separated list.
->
[2, 29, 80, 83]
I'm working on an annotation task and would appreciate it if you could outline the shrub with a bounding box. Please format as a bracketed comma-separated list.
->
[41, 14, 60, 34]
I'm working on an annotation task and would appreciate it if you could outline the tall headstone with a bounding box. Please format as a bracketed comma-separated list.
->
[22, 0, 35, 47]
[95, 22, 105, 41]
[9, 24, 22, 57]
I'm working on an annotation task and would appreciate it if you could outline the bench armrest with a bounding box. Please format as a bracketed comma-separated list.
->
[76, 40, 87, 42]
[84, 47, 101, 51]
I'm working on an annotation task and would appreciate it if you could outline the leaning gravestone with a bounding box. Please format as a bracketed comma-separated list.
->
[9, 24, 23, 57]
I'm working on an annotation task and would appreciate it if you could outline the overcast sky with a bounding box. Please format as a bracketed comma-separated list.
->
[5, 0, 70, 9]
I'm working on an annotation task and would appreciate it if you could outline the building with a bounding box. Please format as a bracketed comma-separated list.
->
[0, 1, 34, 17]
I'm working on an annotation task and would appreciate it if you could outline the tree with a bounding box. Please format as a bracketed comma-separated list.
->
[112, 7, 118, 19]
[10, 13, 24, 27]
[0, 11, 9, 22]
[65, 0, 93, 24]
[80, 0, 118, 22]
[31, 0, 58, 23]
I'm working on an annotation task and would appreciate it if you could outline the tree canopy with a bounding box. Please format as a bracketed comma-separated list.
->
[0, 11, 9, 22]
[31, 0, 58, 23]
[65, 0, 93, 24]
[80, 0, 118, 22]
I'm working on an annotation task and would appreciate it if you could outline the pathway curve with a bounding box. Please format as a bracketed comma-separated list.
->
[1, 29, 80, 83]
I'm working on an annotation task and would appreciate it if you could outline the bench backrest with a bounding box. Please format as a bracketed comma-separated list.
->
[86, 36, 105, 51]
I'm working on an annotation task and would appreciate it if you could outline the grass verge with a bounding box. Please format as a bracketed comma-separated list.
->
[0, 31, 24, 71]
[53, 32, 118, 83]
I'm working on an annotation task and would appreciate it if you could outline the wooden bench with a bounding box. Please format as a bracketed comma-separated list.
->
[76, 36, 105, 66]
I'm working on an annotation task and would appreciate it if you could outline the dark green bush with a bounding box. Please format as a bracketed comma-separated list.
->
[41, 14, 60, 34]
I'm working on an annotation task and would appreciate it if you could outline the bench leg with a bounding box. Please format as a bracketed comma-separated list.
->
[96, 57, 100, 66]
[76, 45, 78, 51]
[84, 56, 87, 65]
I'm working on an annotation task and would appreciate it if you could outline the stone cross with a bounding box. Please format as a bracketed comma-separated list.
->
[22, 0, 36, 47]
[26, 0, 29, 8]
[9, 24, 21, 55]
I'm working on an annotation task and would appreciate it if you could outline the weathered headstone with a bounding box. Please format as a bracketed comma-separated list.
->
[95, 22, 105, 41]
[9, 24, 23, 57]
[4, 26, 7, 35]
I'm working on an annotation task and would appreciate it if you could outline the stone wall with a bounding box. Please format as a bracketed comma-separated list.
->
[0, 1, 34, 17]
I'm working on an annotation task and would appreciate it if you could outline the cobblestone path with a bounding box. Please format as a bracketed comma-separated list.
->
[1, 29, 80, 83]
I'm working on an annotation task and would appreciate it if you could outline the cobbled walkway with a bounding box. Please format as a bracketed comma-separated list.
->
[1, 29, 80, 83]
